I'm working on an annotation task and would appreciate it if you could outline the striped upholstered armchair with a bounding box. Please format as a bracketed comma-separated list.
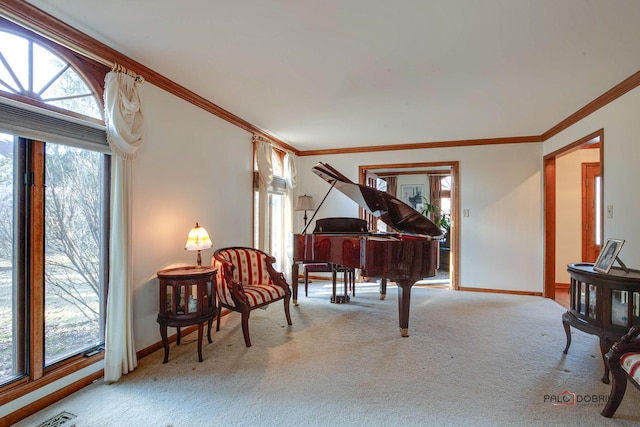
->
[602, 326, 640, 417]
[212, 247, 292, 347]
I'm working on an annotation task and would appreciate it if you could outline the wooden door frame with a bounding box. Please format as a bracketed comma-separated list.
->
[358, 161, 460, 290]
[543, 129, 603, 298]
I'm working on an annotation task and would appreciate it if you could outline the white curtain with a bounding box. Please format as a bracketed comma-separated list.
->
[103, 70, 144, 382]
[255, 137, 273, 252]
[283, 152, 297, 282]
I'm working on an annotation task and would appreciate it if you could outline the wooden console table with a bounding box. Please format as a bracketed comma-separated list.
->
[157, 266, 217, 363]
[563, 262, 640, 383]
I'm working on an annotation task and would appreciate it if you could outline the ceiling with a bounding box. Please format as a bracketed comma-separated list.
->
[22, 0, 640, 151]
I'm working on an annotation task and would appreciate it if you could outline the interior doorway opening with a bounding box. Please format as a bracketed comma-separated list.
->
[359, 161, 459, 290]
[544, 129, 603, 305]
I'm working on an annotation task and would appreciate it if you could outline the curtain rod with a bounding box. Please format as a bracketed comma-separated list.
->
[252, 134, 294, 155]
[111, 63, 145, 83]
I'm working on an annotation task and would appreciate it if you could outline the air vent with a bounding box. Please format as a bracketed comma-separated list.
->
[36, 411, 77, 427]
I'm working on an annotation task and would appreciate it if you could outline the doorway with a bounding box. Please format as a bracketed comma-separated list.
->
[544, 129, 603, 304]
[359, 161, 459, 290]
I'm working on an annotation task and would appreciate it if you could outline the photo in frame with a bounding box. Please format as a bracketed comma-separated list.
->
[593, 238, 625, 273]
[400, 184, 425, 210]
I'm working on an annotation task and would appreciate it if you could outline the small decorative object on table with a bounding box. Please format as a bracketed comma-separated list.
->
[594, 238, 626, 273]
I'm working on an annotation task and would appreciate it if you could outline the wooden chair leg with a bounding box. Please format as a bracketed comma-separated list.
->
[241, 310, 252, 347]
[284, 295, 292, 325]
[601, 365, 628, 417]
[216, 305, 222, 332]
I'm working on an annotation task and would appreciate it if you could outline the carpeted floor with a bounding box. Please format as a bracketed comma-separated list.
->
[15, 282, 640, 427]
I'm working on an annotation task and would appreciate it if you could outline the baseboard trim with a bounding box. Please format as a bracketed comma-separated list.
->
[457, 286, 543, 297]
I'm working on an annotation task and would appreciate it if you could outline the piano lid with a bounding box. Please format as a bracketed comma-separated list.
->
[312, 162, 443, 238]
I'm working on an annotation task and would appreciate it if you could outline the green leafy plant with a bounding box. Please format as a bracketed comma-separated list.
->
[421, 199, 450, 240]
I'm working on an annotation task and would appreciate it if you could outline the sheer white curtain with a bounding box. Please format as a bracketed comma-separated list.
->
[103, 70, 144, 382]
[254, 137, 273, 252]
[253, 135, 297, 281]
[283, 152, 297, 282]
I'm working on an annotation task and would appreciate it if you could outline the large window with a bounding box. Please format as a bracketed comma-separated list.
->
[254, 147, 288, 272]
[0, 28, 109, 391]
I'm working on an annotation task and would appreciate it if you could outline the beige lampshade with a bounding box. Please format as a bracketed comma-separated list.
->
[184, 223, 212, 250]
[295, 195, 315, 211]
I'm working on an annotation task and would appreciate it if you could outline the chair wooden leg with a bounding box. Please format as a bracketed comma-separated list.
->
[304, 270, 309, 297]
[216, 305, 222, 332]
[241, 310, 252, 347]
[601, 364, 628, 417]
[284, 295, 292, 325]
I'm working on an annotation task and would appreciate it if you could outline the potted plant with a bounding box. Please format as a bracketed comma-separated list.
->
[421, 199, 450, 247]
[422, 200, 451, 270]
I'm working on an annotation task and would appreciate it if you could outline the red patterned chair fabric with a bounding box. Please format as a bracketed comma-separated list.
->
[212, 247, 292, 347]
[602, 326, 640, 417]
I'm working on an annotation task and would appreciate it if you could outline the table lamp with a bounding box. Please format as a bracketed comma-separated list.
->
[184, 222, 212, 267]
[295, 195, 315, 228]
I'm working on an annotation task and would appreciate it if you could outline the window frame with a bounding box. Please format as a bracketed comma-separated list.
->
[0, 19, 111, 404]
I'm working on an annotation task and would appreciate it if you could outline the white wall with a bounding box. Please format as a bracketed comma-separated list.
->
[555, 148, 600, 284]
[544, 86, 640, 272]
[131, 83, 254, 351]
[296, 141, 543, 293]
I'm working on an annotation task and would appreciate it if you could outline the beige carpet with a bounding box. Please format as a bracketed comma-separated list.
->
[16, 282, 640, 427]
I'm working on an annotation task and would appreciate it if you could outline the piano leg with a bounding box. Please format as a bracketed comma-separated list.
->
[379, 279, 387, 300]
[396, 280, 413, 337]
[291, 263, 300, 306]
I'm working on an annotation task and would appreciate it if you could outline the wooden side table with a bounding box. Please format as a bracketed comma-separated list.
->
[156, 266, 217, 363]
[564, 262, 640, 383]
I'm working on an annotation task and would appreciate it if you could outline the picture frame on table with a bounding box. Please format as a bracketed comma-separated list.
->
[593, 238, 625, 273]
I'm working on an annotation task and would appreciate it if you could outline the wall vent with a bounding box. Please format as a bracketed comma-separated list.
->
[36, 411, 77, 427]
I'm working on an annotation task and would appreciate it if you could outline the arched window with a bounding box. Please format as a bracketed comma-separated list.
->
[0, 25, 109, 392]
[0, 30, 102, 119]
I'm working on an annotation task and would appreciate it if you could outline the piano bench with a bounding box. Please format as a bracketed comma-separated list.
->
[334, 265, 356, 297]
[304, 263, 333, 296]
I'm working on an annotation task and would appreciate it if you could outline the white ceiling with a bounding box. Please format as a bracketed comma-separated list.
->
[24, 0, 640, 151]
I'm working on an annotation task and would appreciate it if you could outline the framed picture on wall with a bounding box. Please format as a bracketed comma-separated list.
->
[400, 184, 425, 210]
[593, 238, 625, 273]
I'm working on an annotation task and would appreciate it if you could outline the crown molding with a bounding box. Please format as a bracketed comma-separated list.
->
[298, 135, 542, 156]
[3, 1, 638, 156]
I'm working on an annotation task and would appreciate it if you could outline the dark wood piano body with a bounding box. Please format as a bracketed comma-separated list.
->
[293, 162, 442, 337]
[294, 232, 437, 282]
[292, 223, 438, 337]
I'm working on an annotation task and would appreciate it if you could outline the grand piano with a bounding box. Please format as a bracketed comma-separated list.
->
[292, 162, 443, 337]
